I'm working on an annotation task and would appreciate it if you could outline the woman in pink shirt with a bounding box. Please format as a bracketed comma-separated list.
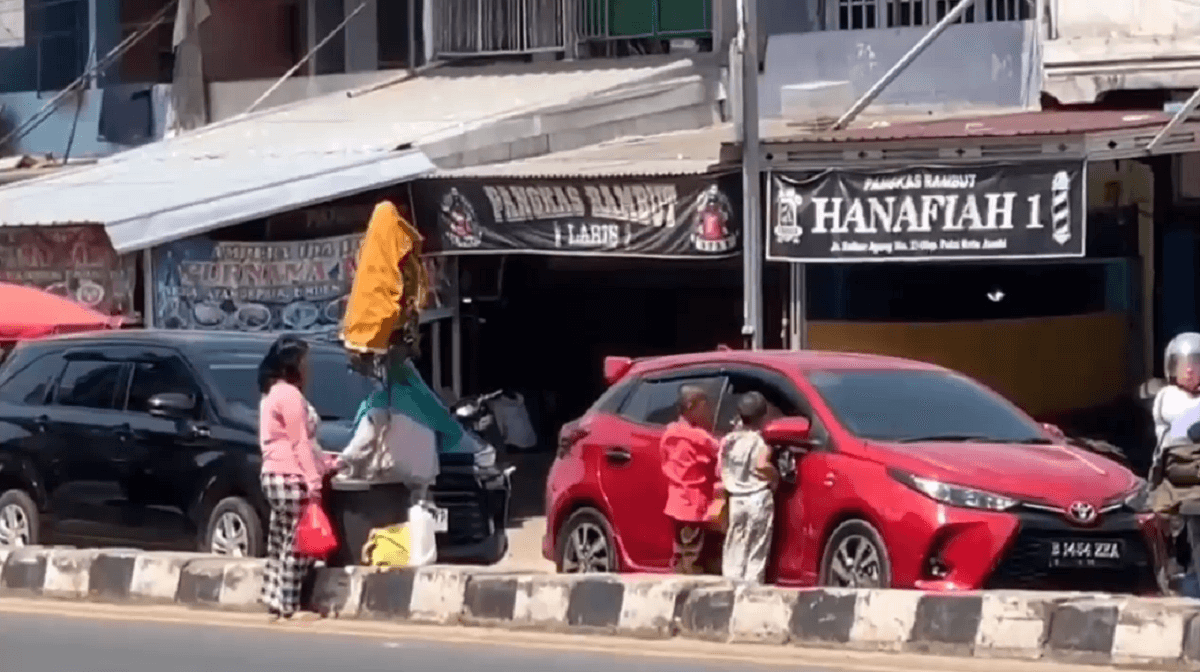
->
[257, 335, 339, 621]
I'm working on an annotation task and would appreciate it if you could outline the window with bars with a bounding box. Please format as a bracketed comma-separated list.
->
[830, 0, 1032, 30]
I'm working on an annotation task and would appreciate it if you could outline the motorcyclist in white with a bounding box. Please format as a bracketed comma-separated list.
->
[1153, 333, 1200, 448]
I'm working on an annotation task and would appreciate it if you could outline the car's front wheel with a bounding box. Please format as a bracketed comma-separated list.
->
[819, 519, 892, 588]
[556, 507, 618, 574]
[204, 497, 264, 558]
[0, 489, 38, 547]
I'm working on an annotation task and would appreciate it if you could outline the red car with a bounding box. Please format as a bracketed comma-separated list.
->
[543, 350, 1168, 592]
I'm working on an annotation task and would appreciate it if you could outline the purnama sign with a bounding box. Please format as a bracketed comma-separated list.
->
[410, 174, 742, 258]
[767, 162, 1086, 262]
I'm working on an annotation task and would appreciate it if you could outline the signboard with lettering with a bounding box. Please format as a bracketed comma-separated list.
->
[152, 233, 456, 333]
[767, 162, 1086, 262]
[0, 225, 135, 316]
[409, 174, 742, 258]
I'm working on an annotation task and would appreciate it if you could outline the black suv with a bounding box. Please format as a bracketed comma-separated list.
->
[0, 330, 510, 564]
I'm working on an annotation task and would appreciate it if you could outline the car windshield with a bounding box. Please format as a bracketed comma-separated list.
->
[806, 369, 1049, 444]
[199, 349, 375, 422]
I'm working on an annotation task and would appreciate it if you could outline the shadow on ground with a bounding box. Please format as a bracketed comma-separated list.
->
[502, 449, 555, 527]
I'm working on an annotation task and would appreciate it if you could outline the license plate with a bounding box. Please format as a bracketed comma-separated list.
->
[1048, 539, 1124, 567]
[432, 506, 449, 533]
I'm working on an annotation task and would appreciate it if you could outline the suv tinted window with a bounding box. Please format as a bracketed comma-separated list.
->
[0, 353, 62, 405]
[126, 358, 202, 417]
[200, 348, 374, 422]
[620, 376, 725, 426]
[55, 359, 124, 409]
[306, 354, 375, 421]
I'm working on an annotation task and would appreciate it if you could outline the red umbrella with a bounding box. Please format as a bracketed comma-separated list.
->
[0, 282, 124, 341]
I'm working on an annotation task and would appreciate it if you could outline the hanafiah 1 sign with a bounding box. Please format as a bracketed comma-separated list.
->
[766, 161, 1086, 262]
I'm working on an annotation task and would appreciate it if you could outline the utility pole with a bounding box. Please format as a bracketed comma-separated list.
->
[738, 0, 763, 349]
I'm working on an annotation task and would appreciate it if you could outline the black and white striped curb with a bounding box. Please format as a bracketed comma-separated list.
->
[3, 546, 1199, 667]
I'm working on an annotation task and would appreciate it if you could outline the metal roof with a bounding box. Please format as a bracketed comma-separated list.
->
[761, 110, 1171, 145]
[429, 124, 737, 178]
[758, 108, 1200, 170]
[0, 56, 697, 253]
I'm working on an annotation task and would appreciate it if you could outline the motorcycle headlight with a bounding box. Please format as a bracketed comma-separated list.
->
[889, 469, 1019, 511]
[474, 444, 497, 469]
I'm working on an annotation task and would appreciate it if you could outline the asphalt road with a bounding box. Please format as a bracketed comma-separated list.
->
[0, 611, 811, 672]
[0, 599, 1119, 672]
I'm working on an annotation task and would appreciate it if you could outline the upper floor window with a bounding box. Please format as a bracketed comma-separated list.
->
[830, 0, 1032, 30]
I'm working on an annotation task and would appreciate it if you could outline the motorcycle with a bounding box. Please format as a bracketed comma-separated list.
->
[452, 390, 506, 450]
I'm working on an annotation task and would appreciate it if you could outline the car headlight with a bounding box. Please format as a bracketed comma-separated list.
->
[889, 469, 1019, 511]
[474, 444, 497, 469]
[1119, 481, 1151, 513]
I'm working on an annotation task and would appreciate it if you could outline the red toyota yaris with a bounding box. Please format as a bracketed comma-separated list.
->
[543, 350, 1168, 592]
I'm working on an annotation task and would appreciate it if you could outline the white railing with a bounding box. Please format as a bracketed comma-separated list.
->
[433, 0, 568, 58]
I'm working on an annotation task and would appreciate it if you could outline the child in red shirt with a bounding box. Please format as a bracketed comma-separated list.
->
[659, 384, 721, 574]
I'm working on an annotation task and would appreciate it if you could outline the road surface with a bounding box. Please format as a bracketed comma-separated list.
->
[0, 599, 1121, 672]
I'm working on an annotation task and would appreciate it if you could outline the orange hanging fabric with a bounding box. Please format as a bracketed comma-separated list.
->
[340, 201, 429, 354]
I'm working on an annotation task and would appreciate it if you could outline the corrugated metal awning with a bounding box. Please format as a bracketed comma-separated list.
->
[0, 56, 700, 252]
[429, 124, 739, 178]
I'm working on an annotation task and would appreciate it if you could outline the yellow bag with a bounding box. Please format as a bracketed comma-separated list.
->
[361, 525, 412, 567]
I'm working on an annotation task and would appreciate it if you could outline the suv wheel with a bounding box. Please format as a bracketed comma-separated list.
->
[819, 519, 892, 588]
[556, 507, 617, 573]
[0, 489, 38, 547]
[205, 497, 263, 558]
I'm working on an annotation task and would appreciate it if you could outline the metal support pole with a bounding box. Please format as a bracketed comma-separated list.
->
[1148, 88, 1200, 153]
[432, 320, 443, 391]
[407, 0, 416, 74]
[142, 249, 155, 328]
[833, 0, 976, 130]
[788, 262, 806, 350]
[739, 0, 763, 349]
[307, 0, 318, 80]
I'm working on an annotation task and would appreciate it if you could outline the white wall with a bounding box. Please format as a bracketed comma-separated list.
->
[0, 0, 23, 48]
[205, 70, 401, 122]
[1054, 0, 1200, 39]
[1045, 0, 1200, 102]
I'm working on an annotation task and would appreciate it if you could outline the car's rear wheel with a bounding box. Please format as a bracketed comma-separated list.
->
[556, 507, 617, 573]
[0, 489, 38, 547]
[204, 497, 264, 558]
[819, 519, 892, 588]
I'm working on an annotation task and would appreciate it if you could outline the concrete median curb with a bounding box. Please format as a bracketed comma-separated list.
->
[2, 546, 1199, 667]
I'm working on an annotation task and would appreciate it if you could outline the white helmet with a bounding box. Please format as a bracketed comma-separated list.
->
[1165, 332, 1200, 384]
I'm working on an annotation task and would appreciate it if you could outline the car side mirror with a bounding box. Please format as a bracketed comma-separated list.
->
[148, 392, 196, 418]
[1042, 422, 1067, 440]
[762, 416, 812, 446]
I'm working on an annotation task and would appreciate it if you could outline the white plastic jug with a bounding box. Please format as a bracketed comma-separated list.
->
[405, 503, 439, 567]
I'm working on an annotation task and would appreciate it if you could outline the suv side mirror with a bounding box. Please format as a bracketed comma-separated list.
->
[148, 392, 196, 418]
[762, 416, 812, 446]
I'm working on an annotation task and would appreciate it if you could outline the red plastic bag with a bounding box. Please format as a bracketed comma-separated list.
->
[295, 501, 339, 559]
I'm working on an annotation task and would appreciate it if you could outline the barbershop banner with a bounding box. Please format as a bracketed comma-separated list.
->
[409, 173, 742, 258]
[0, 225, 135, 316]
[152, 234, 457, 333]
[767, 162, 1086, 262]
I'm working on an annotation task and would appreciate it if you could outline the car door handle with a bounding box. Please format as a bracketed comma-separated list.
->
[189, 423, 211, 439]
[605, 447, 633, 463]
[35, 415, 48, 432]
[115, 423, 133, 442]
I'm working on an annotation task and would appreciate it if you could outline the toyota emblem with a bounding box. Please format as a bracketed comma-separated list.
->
[1068, 501, 1098, 524]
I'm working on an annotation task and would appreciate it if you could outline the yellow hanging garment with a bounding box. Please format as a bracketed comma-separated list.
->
[340, 201, 429, 354]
